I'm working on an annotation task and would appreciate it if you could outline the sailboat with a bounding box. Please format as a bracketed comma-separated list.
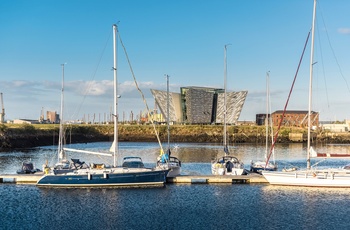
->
[211, 44, 245, 176]
[250, 72, 277, 173]
[37, 24, 169, 187]
[115, 29, 180, 178]
[156, 75, 181, 177]
[262, 0, 350, 187]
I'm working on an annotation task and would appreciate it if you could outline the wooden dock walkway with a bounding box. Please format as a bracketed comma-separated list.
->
[0, 173, 267, 185]
[167, 174, 267, 184]
[0, 173, 44, 184]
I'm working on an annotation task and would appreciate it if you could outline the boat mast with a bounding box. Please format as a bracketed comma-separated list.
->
[58, 63, 66, 162]
[269, 75, 275, 164]
[113, 24, 118, 167]
[307, 0, 316, 169]
[166, 74, 170, 152]
[265, 71, 269, 161]
[223, 44, 230, 154]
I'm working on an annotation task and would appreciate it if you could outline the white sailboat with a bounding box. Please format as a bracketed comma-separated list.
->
[116, 33, 181, 177]
[262, 0, 350, 187]
[37, 24, 169, 187]
[211, 44, 244, 176]
[156, 74, 181, 177]
[250, 72, 277, 173]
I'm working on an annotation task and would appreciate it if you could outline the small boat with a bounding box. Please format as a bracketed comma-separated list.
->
[155, 75, 181, 177]
[212, 155, 245, 176]
[263, 0, 350, 187]
[211, 45, 244, 176]
[250, 160, 277, 174]
[37, 24, 169, 187]
[17, 161, 41, 174]
[251, 72, 277, 173]
[157, 149, 181, 177]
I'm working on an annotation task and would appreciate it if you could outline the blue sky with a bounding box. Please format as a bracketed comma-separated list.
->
[1, 0, 350, 122]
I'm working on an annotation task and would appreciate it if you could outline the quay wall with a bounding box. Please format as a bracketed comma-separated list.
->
[1, 123, 350, 150]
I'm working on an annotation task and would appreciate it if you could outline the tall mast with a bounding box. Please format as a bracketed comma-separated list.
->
[223, 45, 228, 152]
[265, 72, 269, 160]
[223, 44, 231, 154]
[113, 24, 118, 167]
[58, 63, 66, 162]
[307, 0, 316, 169]
[166, 74, 170, 151]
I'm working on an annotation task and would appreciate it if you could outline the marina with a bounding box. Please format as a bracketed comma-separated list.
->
[1, 142, 350, 229]
[1, 0, 350, 229]
[0, 173, 267, 184]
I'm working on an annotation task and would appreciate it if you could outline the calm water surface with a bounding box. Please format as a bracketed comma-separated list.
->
[1, 142, 350, 229]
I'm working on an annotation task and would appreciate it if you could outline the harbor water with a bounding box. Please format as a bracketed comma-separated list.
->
[1, 142, 350, 229]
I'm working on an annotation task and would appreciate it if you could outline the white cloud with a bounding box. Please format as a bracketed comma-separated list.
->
[338, 28, 350, 34]
[67, 80, 113, 96]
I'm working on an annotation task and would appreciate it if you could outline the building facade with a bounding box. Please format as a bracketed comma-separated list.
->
[271, 110, 319, 127]
[151, 86, 248, 124]
[47, 111, 59, 124]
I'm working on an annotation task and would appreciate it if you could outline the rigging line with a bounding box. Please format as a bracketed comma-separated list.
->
[319, 4, 350, 94]
[316, 18, 330, 109]
[265, 31, 311, 167]
[118, 33, 164, 154]
[69, 29, 113, 121]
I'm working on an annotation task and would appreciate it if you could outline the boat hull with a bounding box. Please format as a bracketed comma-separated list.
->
[157, 157, 181, 177]
[166, 166, 181, 177]
[157, 163, 181, 177]
[211, 155, 245, 176]
[262, 170, 350, 187]
[37, 169, 169, 187]
[250, 161, 277, 174]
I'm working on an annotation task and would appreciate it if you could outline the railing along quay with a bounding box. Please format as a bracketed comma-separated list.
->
[0, 173, 267, 184]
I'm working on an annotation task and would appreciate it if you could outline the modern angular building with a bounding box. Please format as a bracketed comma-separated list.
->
[151, 86, 248, 124]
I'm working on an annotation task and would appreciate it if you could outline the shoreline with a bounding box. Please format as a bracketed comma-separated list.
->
[1, 123, 350, 151]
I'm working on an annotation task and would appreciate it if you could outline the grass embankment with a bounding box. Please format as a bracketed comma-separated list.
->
[1, 123, 349, 150]
[0, 123, 306, 148]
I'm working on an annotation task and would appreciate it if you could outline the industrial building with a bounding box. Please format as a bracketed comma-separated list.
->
[46, 111, 60, 124]
[151, 86, 248, 124]
[271, 110, 319, 127]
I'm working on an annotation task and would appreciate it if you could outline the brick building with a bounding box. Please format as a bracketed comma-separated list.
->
[271, 110, 319, 127]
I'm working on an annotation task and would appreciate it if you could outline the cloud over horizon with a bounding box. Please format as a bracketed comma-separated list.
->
[338, 28, 350, 34]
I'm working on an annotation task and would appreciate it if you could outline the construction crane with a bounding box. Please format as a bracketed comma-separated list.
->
[0, 92, 5, 123]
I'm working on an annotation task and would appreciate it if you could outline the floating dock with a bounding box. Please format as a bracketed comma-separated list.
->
[167, 174, 267, 184]
[0, 173, 267, 185]
[0, 173, 44, 184]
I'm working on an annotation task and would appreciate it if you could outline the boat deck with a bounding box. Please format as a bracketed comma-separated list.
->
[0, 173, 267, 184]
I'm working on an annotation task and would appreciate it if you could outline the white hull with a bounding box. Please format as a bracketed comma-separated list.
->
[211, 164, 245, 176]
[157, 163, 181, 177]
[250, 161, 277, 173]
[262, 169, 350, 187]
[166, 166, 181, 177]
[211, 155, 245, 176]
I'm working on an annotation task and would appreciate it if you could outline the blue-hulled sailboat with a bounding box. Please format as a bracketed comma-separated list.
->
[37, 24, 169, 187]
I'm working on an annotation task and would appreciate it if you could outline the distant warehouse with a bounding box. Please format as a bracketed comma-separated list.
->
[256, 110, 319, 127]
[151, 86, 248, 124]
